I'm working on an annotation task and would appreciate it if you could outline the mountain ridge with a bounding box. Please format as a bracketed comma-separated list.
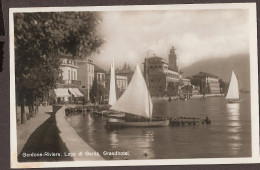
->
[181, 54, 250, 90]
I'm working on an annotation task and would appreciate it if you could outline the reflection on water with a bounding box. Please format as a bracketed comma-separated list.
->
[109, 133, 119, 148]
[69, 95, 251, 159]
[141, 129, 155, 159]
[227, 103, 240, 116]
[226, 103, 242, 155]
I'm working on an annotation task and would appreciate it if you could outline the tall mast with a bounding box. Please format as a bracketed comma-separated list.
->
[145, 55, 151, 121]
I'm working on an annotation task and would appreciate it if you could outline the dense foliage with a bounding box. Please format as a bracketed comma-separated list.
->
[89, 76, 106, 103]
[14, 12, 103, 123]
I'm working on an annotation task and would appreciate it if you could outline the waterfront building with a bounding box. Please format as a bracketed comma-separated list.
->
[105, 63, 130, 97]
[58, 57, 81, 87]
[105, 73, 128, 91]
[116, 75, 128, 91]
[115, 63, 134, 83]
[192, 72, 220, 94]
[94, 65, 106, 88]
[77, 58, 95, 100]
[178, 78, 192, 97]
[51, 57, 84, 104]
[143, 51, 181, 97]
[181, 78, 191, 86]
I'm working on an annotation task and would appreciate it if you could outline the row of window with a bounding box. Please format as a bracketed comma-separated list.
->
[148, 59, 165, 63]
[88, 64, 94, 73]
[62, 59, 77, 66]
[117, 80, 128, 90]
[149, 65, 163, 69]
[68, 70, 77, 80]
[97, 73, 105, 81]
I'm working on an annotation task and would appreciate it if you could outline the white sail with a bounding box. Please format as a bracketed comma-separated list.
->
[109, 60, 117, 105]
[226, 71, 239, 100]
[111, 64, 153, 118]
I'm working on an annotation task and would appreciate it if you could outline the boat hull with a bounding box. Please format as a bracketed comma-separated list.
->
[226, 99, 242, 103]
[106, 119, 170, 128]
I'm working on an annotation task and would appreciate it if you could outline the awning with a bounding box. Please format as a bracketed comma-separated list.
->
[54, 88, 71, 98]
[69, 88, 78, 97]
[73, 88, 84, 97]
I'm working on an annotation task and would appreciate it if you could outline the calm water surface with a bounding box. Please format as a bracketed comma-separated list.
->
[69, 94, 251, 160]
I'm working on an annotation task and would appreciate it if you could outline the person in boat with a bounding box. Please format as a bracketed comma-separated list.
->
[205, 116, 211, 124]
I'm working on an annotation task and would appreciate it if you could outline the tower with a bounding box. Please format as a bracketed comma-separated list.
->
[168, 46, 178, 71]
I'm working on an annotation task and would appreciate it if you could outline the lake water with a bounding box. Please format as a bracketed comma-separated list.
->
[69, 94, 251, 160]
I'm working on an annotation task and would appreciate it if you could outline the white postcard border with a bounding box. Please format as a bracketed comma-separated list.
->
[9, 3, 259, 168]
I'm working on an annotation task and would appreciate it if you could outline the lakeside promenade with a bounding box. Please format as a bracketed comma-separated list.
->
[16, 106, 53, 156]
[152, 94, 225, 101]
[17, 105, 103, 162]
[16, 94, 224, 162]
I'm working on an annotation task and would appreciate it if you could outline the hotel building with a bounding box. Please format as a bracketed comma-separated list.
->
[77, 58, 95, 100]
[143, 47, 182, 97]
[192, 72, 220, 94]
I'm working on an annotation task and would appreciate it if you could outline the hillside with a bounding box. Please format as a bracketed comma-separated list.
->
[182, 54, 251, 90]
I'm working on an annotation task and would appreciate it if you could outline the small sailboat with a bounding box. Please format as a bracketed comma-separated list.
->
[106, 64, 169, 128]
[226, 71, 240, 103]
[93, 61, 117, 116]
[109, 60, 117, 105]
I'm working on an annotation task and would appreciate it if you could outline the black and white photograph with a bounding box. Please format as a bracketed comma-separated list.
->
[9, 3, 259, 168]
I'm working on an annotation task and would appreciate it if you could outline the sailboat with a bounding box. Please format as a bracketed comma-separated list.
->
[106, 64, 169, 128]
[93, 61, 117, 117]
[226, 71, 240, 103]
[109, 60, 117, 105]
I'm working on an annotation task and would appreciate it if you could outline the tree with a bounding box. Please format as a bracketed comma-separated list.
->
[89, 76, 106, 103]
[14, 12, 104, 123]
[219, 79, 228, 94]
[190, 78, 201, 86]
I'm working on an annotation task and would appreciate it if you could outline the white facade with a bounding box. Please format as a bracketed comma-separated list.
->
[116, 75, 128, 90]
[60, 58, 79, 84]
[77, 58, 95, 100]
[87, 60, 95, 88]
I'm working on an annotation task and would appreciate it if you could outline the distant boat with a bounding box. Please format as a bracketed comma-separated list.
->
[109, 60, 117, 105]
[226, 71, 240, 103]
[106, 64, 169, 128]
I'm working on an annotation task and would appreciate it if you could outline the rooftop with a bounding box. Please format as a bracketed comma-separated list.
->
[147, 56, 167, 64]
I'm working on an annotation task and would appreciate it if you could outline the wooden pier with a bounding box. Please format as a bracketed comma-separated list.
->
[169, 117, 201, 126]
[64, 106, 211, 126]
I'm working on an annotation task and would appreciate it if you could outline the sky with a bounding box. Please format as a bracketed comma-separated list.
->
[91, 9, 249, 71]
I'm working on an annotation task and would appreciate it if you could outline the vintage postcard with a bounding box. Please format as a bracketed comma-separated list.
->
[10, 3, 259, 168]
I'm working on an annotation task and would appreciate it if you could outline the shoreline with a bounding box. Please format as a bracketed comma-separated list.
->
[152, 94, 225, 101]
[55, 105, 104, 161]
[16, 106, 53, 156]
[17, 105, 104, 162]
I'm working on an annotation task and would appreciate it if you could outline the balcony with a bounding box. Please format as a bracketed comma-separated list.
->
[71, 80, 81, 85]
[57, 79, 81, 85]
